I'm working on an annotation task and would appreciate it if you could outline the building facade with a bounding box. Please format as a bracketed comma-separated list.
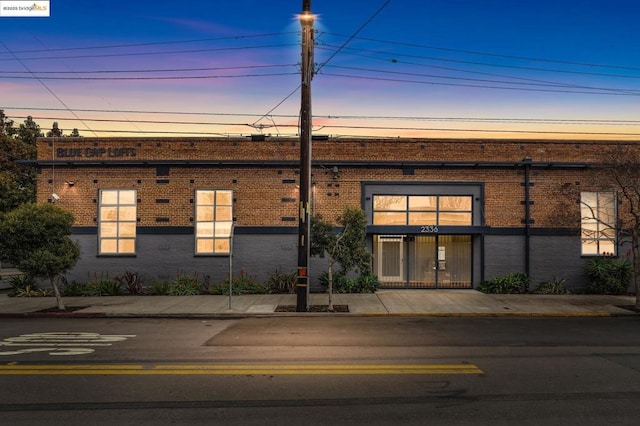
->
[34, 136, 626, 291]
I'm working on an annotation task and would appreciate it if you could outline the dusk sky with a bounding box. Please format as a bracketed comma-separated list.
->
[1, 0, 640, 139]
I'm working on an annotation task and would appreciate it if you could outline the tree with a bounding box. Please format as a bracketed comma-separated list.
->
[46, 122, 63, 137]
[0, 110, 17, 136]
[599, 147, 640, 309]
[310, 207, 370, 310]
[17, 116, 42, 146]
[0, 203, 80, 310]
[0, 111, 38, 212]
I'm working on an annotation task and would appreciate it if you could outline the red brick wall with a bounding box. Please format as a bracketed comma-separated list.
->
[37, 137, 635, 228]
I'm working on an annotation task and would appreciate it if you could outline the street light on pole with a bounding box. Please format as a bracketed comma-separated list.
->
[296, 0, 314, 312]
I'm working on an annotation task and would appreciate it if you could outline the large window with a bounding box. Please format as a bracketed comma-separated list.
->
[581, 191, 616, 256]
[373, 195, 472, 226]
[99, 189, 137, 255]
[195, 189, 233, 255]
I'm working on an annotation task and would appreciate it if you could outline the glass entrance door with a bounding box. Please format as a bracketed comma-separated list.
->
[375, 235, 472, 289]
[435, 235, 472, 288]
[375, 235, 404, 285]
[408, 236, 436, 288]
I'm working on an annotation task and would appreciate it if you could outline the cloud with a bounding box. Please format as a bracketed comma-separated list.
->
[151, 17, 241, 35]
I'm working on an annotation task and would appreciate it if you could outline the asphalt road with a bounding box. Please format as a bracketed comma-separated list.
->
[1, 316, 640, 425]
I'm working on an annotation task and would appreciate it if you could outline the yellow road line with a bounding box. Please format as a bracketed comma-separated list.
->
[0, 364, 483, 375]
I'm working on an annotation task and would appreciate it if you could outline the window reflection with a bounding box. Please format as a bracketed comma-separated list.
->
[98, 189, 136, 255]
[580, 191, 616, 256]
[195, 190, 233, 254]
[373, 195, 472, 226]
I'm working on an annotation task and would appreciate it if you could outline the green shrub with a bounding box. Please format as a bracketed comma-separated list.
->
[13, 284, 44, 297]
[210, 272, 267, 295]
[86, 278, 124, 296]
[8, 274, 35, 289]
[356, 274, 380, 293]
[149, 280, 171, 295]
[168, 274, 202, 296]
[534, 277, 570, 294]
[115, 271, 146, 295]
[319, 271, 347, 293]
[478, 273, 529, 294]
[586, 257, 632, 295]
[8, 275, 53, 297]
[38, 288, 53, 297]
[319, 272, 379, 293]
[266, 270, 297, 294]
[334, 275, 357, 293]
[318, 271, 338, 288]
[61, 280, 89, 296]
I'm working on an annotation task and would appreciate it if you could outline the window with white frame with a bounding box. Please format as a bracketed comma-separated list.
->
[581, 191, 616, 256]
[98, 189, 137, 255]
[195, 189, 233, 255]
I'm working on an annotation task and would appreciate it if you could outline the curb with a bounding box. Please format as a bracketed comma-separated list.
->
[0, 311, 635, 319]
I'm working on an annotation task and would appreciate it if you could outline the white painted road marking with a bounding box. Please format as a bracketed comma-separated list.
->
[0, 332, 136, 356]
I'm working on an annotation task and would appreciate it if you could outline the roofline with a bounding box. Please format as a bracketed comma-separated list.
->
[22, 159, 590, 169]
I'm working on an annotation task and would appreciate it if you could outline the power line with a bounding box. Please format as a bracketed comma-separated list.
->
[0, 64, 298, 75]
[316, 44, 640, 80]
[0, 33, 297, 54]
[320, 72, 640, 96]
[4, 106, 297, 118]
[0, 72, 298, 81]
[10, 123, 640, 138]
[322, 32, 640, 72]
[6, 108, 640, 125]
[315, 0, 391, 73]
[0, 44, 297, 62]
[252, 0, 391, 130]
[314, 124, 640, 136]
[5, 29, 636, 75]
[314, 45, 640, 94]
[323, 65, 640, 95]
[0, 41, 98, 137]
[8, 115, 299, 129]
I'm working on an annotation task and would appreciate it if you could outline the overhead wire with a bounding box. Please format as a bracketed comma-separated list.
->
[3, 15, 640, 139]
[6, 106, 640, 124]
[320, 73, 640, 96]
[321, 32, 640, 72]
[0, 43, 298, 62]
[252, 0, 391, 132]
[7, 114, 640, 137]
[9, 113, 640, 126]
[0, 41, 98, 137]
[316, 43, 640, 80]
[313, 44, 640, 93]
[0, 64, 298, 75]
[0, 32, 297, 54]
[0, 72, 299, 81]
[322, 65, 640, 95]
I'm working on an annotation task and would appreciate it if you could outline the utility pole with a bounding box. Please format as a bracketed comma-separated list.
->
[297, 0, 314, 311]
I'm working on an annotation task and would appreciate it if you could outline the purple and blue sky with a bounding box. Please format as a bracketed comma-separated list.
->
[1, 0, 640, 139]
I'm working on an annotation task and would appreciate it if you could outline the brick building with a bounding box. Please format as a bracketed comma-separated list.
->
[34, 136, 627, 290]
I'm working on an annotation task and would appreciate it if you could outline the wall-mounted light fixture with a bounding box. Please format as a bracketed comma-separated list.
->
[65, 180, 76, 187]
[51, 193, 60, 202]
[332, 166, 340, 180]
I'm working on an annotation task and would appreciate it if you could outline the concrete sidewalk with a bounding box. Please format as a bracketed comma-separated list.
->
[0, 290, 637, 317]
